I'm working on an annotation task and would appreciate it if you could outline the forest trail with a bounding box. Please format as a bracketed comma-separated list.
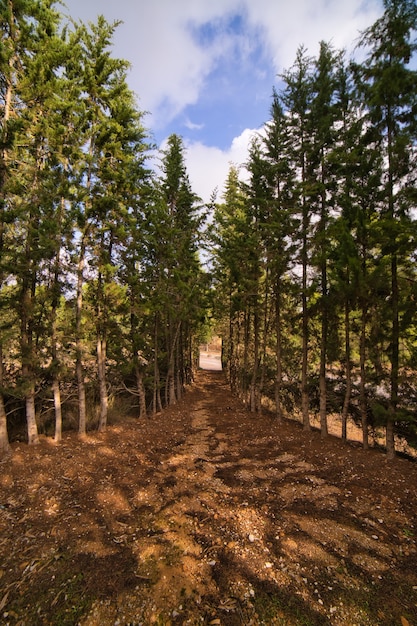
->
[0, 371, 417, 625]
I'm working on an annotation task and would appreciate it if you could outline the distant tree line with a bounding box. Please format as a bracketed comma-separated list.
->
[211, 0, 417, 459]
[0, 1, 208, 453]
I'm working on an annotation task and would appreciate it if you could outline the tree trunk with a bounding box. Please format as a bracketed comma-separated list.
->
[301, 273, 310, 431]
[97, 336, 108, 431]
[76, 236, 87, 436]
[21, 276, 39, 445]
[53, 378, 62, 443]
[135, 364, 147, 419]
[249, 308, 259, 413]
[386, 414, 395, 460]
[167, 320, 181, 406]
[387, 253, 398, 460]
[0, 393, 9, 455]
[0, 349, 10, 456]
[228, 306, 237, 391]
[243, 308, 250, 405]
[175, 336, 183, 401]
[153, 316, 162, 414]
[275, 282, 283, 423]
[319, 249, 328, 437]
[359, 304, 368, 450]
[51, 218, 63, 444]
[26, 382, 38, 445]
[341, 298, 351, 441]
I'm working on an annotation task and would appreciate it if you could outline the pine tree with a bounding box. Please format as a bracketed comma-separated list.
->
[308, 41, 345, 438]
[149, 134, 203, 406]
[280, 46, 315, 431]
[72, 15, 145, 432]
[2, 0, 69, 444]
[356, 0, 417, 457]
[262, 90, 297, 421]
[212, 166, 248, 394]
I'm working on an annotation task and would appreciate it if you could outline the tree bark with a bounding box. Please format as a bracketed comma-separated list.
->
[76, 235, 87, 436]
[0, 348, 10, 456]
[341, 298, 351, 441]
[25, 382, 38, 445]
[359, 304, 368, 450]
[53, 379, 62, 443]
[387, 252, 398, 460]
[153, 316, 162, 415]
[97, 336, 108, 431]
[301, 257, 310, 431]
[135, 364, 147, 419]
[249, 308, 259, 413]
[275, 282, 283, 422]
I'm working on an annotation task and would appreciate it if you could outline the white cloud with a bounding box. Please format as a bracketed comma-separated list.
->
[64, 0, 384, 134]
[116, 0, 383, 128]
[183, 117, 205, 131]
[184, 127, 258, 203]
[114, 0, 243, 128]
[245, 0, 382, 74]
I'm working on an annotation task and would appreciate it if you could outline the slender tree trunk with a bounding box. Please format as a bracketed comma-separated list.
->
[341, 297, 351, 441]
[51, 201, 64, 443]
[228, 304, 237, 391]
[25, 382, 38, 445]
[301, 225, 310, 431]
[76, 235, 87, 436]
[387, 253, 398, 459]
[386, 117, 397, 460]
[21, 262, 39, 445]
[0, 348, 10, 456]
[0, 393, 9, 455]
[53, 379, 62, 443]
[249, 306, 259, 412]
[243, 308, 250, 405]
[319, 335, 328, 438]
[0, 104, 10, 454]
[22, 282, 38, 445]
[319, 185, 328, 438]
[135, 364, 147, 419]
[153, 316, 162, 414]
[167, 321, 181, 406]
[359, 303, 368, 450]
[275, 281, 283, 422]
[175, 345, 182, 401]
[259, 271, 269, 414]
[97, 335, 108, 431]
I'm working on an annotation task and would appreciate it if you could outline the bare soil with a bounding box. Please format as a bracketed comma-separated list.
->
[0, 370, 416, 625]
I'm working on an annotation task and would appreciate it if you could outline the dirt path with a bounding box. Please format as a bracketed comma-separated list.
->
[1, 371, 417, 625]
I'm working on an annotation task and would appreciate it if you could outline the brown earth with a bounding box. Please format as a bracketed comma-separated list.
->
[0, 369, 416, 626]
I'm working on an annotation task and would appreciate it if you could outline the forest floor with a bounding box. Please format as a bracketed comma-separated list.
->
[0, 368, 417, 626]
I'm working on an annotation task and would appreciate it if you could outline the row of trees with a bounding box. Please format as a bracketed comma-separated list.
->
[212, 0, 417, 458]
[0, 1, 207, 454]
[2, 0, 417, 461]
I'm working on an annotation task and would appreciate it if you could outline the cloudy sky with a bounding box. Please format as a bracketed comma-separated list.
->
[62, 0, 384, 202]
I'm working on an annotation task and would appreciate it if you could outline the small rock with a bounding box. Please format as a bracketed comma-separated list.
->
[248, 534, 256, 542]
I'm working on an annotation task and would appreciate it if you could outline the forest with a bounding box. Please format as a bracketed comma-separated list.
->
[1, 0, 417, 460]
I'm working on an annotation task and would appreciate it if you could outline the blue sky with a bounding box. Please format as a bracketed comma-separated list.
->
[62, 0, 384, 202]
